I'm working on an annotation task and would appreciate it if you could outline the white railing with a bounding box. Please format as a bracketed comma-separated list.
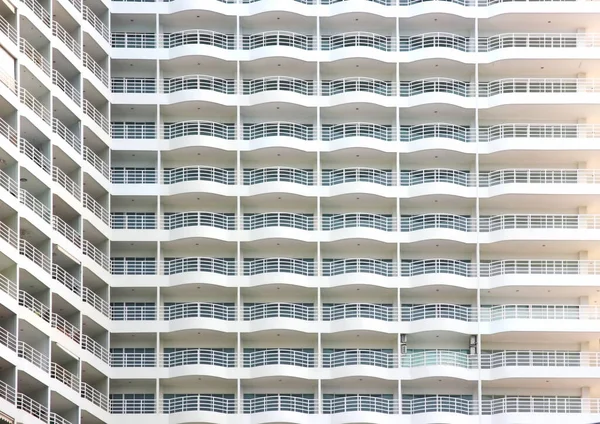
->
[49, 412, 73, 424]
[112, 122, 157, 139]
[18, 341, 50, 371]
[323, 349, 396, 368]
[51, 313, 80, 344]
[400, 169, 472, 186]
[162, 75, 236, 94]
[83, 146, 110, 180]
[81, 334, 110, 364]
[323, 32, 394, 51]
[111, 77, 156, 94]
[50, 362, 79, 391]
[244, 167, 314, 185]
[111, 168, 157, 184]
[0, 220, 18, 249]
[52, 118, 81, 153]
[110, 303, 156, 321]
[162, 257, 236, 276]
[80, 382, 109, 410]
[323, 168, 395, 186]
[19, 188, 51, 223]
[163, 348, 235, 368]
[19, 87, 51, 125]
[481, 397, 599, 414]
[52, 166, 81, 199]
[21, 0, 50, 27]
[82, 240, 111, 271]
[18, 289, 50, 322]
[163, 166, 235, 185]
[481, 32, 596, 51]
[52, 70, 81, 105]
[244, 395, 316, 413]
[243, 76, 314, 95]
[16, 393, 48, 422]
[0, 274, 17, 300]
[242, 31, 315, 50]
[323, 213, 394, 231]
[52, 21, 81, 57]
[82, 286, 110, 317]
[162, 29, 234, 49]
[83, 193, 111, 226]
[83, 99, 110, 134]
[322, 77, 393, 96]
[244, 349, 315, 367]
[402, 304, 474, 321]
[19, 138, 50, 173]
[162, 211, 234, 230]
[402, 350, 474, 368]
[82, 5, 110, 42]
[243, 213, 314, 231]
[0, 117, 18, 146]
[244, 258, 315, 275]
[20, 37, 50, 76]
[0, 15, 17, 45]
[243, 302, 316, 321]
[323, 258, 396, 276]
[111, 258, 157, 275]
[0, 68, 16, 93]
[19, 239, 52, 273]
[83, 52, 109, 88]
[111, 32, 157, 48]
[0, 324, 17, 352]
[52, 264, 82, 296]
[111, 351, 157, 368]
[323, 395, 397, 414]
[323, 122, 394, 142]
[163, 120, 234, 140]
[243, 122, 314, 140]
[402, 395, 472, 414]
[323, 303, 396, 321]
[162, 302, 235, 321]
[162, 394, 235, 414]
[0, 168, 17, 198]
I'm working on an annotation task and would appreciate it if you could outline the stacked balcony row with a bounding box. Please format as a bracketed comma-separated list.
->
[109, 32, 600, 53]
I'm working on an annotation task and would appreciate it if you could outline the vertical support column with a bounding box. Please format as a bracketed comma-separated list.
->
[395, 12, 402, 410]
[473, 7, 483, 421]
[315, 8, 322, 416]
[153, 10, 161, 414]
[235, 6, 242, 417]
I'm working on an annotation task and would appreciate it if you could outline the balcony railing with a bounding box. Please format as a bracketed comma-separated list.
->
[50, 362, 79, 391]
[82, 5, 110, 43]
[83, 52, 109, 88]
[20, 37, 50, 76]
[52, 264, 82, 296]
[243, 77, 315, 95]
[52, 118, 81, 153]
[163, 166, 235, 185]
[323, 349, 396, 368]
[52, 21, 81, 58]
[244, 213, 314, 230]
[323, 303, 396, 321]
[243, 303, 316, 321]
[244, 349, 315, 367]
[242, 31, 315, 50]
[163, 120, 235, 140]
[163, 349, 235, 368]
[323, 395, 397, 414]
[243, 395, 316, 414]
[161, 395, 235, 414]
[243, 122, 314, 140]
[83, 100, 110, 135]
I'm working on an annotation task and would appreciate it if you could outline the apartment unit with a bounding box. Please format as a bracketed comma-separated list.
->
[2, 0, 600, 423]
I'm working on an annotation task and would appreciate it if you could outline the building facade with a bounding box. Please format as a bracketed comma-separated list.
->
[1, 0, 600, 423]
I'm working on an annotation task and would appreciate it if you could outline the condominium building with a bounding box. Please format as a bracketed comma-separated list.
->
[3, 0, 600, 423]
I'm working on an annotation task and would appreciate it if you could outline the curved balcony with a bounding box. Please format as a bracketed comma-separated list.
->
[324, 349, 397, 368]
[242, 31, 316, 52]
[402, 395, 472, 415]
[323, 395, 398, 414]
[323, 303, 396, 321]
[243, 395, 316, 414]
[164, 348, 236, 368]
[161, 166, 236, 195]
[243, 167, 315, 196]
[244, 348, 315, 367]
[243, 302, 316, 321]
[323, 258, 396, 277]
[163, 395, 236, 414]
